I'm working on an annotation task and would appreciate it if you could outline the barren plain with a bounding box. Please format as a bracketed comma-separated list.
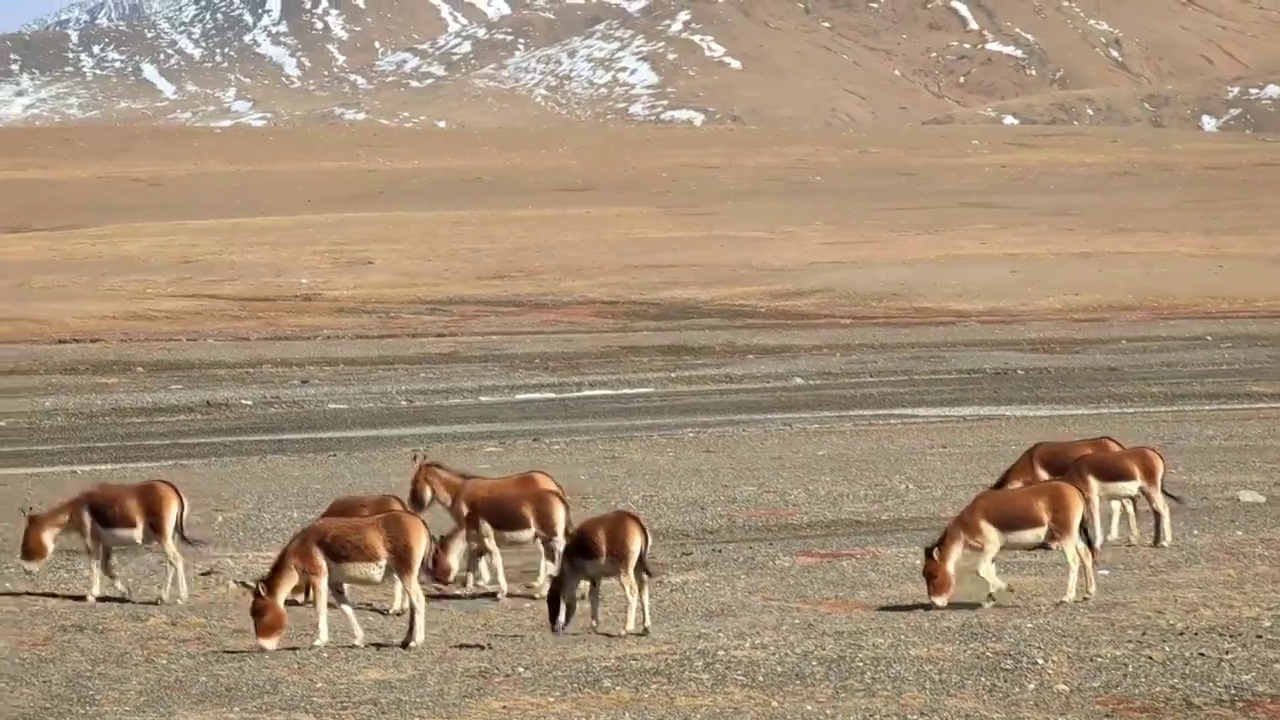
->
[1, 126, 1279, 720]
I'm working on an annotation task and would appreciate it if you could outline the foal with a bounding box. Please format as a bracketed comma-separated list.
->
[922, 480, 1098, 608]
[430, 488, 570, 600]
[407, 456, 566, 586]
[547, 509, 654, 637]
[248, 510, 432, 651]
[19, 479, 204, 604]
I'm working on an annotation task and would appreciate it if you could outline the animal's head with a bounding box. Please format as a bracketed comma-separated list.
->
[546, 572, 577, 634]
[408, 460, 449, 513]
[18, 507, 52, 572]
[248, 579, 287, 651]
[921, 545, 953, 608]
[428, 530, 465, 585]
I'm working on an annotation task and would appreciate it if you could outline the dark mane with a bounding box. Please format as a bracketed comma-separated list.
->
[419, 461, 484, 480]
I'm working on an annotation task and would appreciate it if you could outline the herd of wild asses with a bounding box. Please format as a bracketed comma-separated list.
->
[17, 436, 1184, 650]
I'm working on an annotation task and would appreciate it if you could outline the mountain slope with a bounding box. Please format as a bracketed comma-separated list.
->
[2, 0, 1278, 131]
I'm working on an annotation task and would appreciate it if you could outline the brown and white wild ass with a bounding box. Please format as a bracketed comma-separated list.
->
[248, 510, 433, 651]
[547, 509, 653, 637]
[989, 436, 1127, 550]
[291, 494, 414, 614]
[429, 487, 570, 600]
[19, 479, 204, 604]
[1054, 447, 1183, 547]
[922, 480, 1098, 608]
[407, 455, 567, 587]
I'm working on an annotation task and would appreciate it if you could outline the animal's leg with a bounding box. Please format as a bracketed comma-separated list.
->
[388, 575, 406, 616]
[974, 544, 1006, 607]
[401, 574, 427, 650]
[100, 546, 130, 598]
[311, 578, 331, 647]
[1143, 486, 1173, 548]
[529, 538, 550, 590]
[463, 542, 482, 593]
[1123, 498, 1140, 545]
[482, 537, 509, 600]
[637, 569, 652, 636]
[1077, 540, 1097, 601]
[85, 539, 104, 604]
[330, 581, 365, 647]
[160, 539, 189, 604]
[477, 553, 493, 587]
[1058, 538, 1082, 604]
[588, 580, 602, 633]
[619, 573, 640, 636]
[1106, 499, 1124, 543]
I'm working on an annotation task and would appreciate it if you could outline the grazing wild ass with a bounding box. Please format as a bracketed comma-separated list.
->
[1056, 446, 1184, 547]
[922, 480, 1098, 608]
[990, 436, 1127, 550]
[407, 455, 567, 586]
[248, 510, 433, 651]
[548, 510, 654, 637]
[19, 479, 204, 604]
[291, 494, 414, 614]
[429, 488, 570, 600]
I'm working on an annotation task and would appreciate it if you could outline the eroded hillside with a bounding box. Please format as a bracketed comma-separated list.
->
[1, 0, 1278, 130]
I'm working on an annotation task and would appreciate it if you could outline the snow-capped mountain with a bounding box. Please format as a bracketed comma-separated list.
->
[2, 0, 1278, 131]
[1, 0, 744, 127]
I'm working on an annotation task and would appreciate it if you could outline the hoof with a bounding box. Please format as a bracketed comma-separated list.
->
[1056, 597, 1074, 605]
[85, 595, 97, 604]
[1155, 540, 1170, 548]
[352, 640, 366, 648]
[311, 638, 328, 648]
[640, 627, 652, 637]
[400, 639, 418, 650]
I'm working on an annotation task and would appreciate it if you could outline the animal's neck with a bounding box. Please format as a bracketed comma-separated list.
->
[442, 526, 467, 565]
[265, 556, 301, 604]
[935, 526, 964, 569]
[40, 501, 76, 537]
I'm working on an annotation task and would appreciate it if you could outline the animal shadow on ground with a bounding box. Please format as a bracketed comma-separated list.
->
[220, 640, 420, 654]
[425, 588, 545, 601]
[876, 601, 989, 612]
[0, 590, 154, 605]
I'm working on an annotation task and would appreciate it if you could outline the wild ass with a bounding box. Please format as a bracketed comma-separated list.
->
[407, 455, 567, 587]
[248, 510, 433, 651]
[1055, 446, 1184, 547]
[291, 494, 414, 614]
[922, 479, 1098, 608]
[991, 436, 1127, 490]
[547, 509, 653, 637]
[429, 487, 570, 600]
[990, 436, 1126, 550]
[18, 479, 204, 604]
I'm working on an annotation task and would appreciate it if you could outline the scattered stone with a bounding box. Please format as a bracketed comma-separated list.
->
[1236, 490, 1267, 504]
[1053, 683, 1070, 693]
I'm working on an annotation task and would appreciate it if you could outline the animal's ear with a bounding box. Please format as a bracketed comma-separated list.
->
[255, 580, 268, 596]
[20, 507, 28, 518]
[929, 546, 940, 561]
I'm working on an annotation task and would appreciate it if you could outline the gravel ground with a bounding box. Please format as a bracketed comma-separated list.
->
[2, 323, 1279, 719]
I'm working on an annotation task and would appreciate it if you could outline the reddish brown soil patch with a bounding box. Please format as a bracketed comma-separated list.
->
[1095, 696, 1165, 717]
[794, 548, 881, 566]
[1241, 697, 1280, 719]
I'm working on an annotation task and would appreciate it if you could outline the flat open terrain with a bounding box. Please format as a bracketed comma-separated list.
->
[2, 126, 1279, 344]
[2, 126, 1279, 719]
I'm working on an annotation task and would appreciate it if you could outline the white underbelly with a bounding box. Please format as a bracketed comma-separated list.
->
[1099, 480, 1142, 499]
[1001, 527, 1050, 550]
[94, 525, 149, 547]
[327, 560, 389, 585]
[493, 528, 537, 546]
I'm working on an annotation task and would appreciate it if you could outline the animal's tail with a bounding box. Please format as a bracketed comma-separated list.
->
[156, 479, 207, 548]
[1161, 486, 1188, 505]
[1077, 509, 1098, 564]
[637, 521, 654, 578]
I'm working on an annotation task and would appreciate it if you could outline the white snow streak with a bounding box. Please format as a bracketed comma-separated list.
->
[139, 62, 178, 98]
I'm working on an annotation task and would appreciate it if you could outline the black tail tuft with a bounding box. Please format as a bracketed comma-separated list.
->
[637, 525, 654, 578]
[1078, 510, 1098, 563]
[1161, 486, 1188, 505]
